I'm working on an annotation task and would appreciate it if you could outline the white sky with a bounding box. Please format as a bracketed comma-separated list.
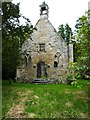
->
[12, 0, 89, 31]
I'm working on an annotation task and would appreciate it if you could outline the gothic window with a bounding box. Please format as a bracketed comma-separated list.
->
[28, 56, 31, 66]
[54, 61, 58, 67]
[39, 43, 45, 52]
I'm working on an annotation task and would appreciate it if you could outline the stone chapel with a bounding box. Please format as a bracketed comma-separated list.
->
[16, 2, 73, 83]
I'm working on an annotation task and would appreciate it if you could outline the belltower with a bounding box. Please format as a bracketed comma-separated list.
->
[39, 1, 49, 19]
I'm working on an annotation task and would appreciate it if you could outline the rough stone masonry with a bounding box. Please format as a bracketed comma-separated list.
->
[16, 2, 73, 83]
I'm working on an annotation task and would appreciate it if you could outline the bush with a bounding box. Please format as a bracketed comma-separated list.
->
[67, 73, 76, 85]
[66, 62, 90, 85]
[66, 62, 77, 84]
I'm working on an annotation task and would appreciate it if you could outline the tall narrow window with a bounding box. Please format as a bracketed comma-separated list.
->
[24, 56, 27, 67]
[54, 61, 58, 67]
[28, 56, 31, 66]
[39, 43, 45, 52]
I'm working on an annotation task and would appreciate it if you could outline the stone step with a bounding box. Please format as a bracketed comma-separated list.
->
[32, 78, 50, 84]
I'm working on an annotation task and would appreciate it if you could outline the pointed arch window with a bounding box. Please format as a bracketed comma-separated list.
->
[54, 61, 58, 67]
[28, 56, 32, 66]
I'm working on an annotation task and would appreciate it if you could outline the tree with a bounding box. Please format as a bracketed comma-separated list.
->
[2, 2, 35, 79]
[58, 23, 73, 44]
[74, 13, 90, 79]
[65, 24, 73, 44]
[58, 24, 65, 39]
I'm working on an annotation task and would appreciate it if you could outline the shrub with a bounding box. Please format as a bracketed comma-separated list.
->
[67, 73, 76, 85]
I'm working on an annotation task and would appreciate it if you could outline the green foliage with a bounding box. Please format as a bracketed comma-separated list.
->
[66, 62, 77, 85]
[65, 24, 73, 44]
[41, 76, 47, 79]
[58, 23, 73, 44]
[67, 62, 90, 85]
[58, 76, 63, 84]
[74, 13, 90, 79]
[67, 74, 76, 83]
[58, 24, 65, 39]
[2, 2, 35, 79]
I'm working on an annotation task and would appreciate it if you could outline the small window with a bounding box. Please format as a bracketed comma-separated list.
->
[39, 43, 45, 52]
[55, 55, 57, 58]
[54, 61, 58, 67]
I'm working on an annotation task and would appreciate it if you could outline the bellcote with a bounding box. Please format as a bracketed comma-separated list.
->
[39, 1, 49, 19]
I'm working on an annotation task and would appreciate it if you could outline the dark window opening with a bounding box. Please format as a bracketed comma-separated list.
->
[54, 61, 58, 67]
[55, 55, 57, 58]
[39, 43, 45, 52]
[41, 7, 46, 11]
[48, 65, 50, 68]
[33, 65, 36, 68]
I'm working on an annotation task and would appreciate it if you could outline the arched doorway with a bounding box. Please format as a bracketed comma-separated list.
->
[37, 61, 47, 78]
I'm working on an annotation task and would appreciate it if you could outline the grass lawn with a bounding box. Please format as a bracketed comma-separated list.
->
[2, 80, 90, 119]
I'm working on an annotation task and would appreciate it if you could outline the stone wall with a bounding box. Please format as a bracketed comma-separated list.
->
[16, 15, 71, 83]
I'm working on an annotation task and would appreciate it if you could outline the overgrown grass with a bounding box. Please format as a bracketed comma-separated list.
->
[2, 79, 90, 118]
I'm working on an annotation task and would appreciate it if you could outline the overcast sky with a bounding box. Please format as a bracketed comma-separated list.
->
[12, 0, 89, 31]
